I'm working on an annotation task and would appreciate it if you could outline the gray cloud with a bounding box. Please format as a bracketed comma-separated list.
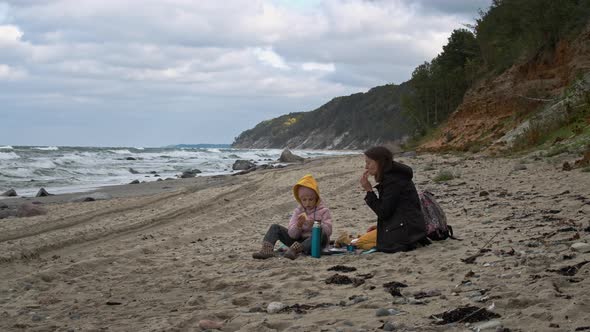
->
[0, 0, 492, 147]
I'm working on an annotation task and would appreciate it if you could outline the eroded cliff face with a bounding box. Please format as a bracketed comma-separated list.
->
[421, 24, 590, 152]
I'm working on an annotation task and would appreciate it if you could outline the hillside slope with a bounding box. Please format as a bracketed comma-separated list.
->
[232, 83, 411, 150]
[420, 23, 590, 152]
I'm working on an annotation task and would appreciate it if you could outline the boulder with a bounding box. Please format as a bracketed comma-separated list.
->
[278, 148, 304, 163]
[36, 188, 52, 197]
[1, 189, 17, 197]
[180, 169, 202, 178]
[129, 168, 140, 174]
[16, 202, 47, 218]
[69, 192, 113, 203]
[232, 160, 256, 170]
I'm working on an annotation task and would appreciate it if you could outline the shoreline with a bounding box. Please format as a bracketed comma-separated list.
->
[1, 152, 589, 331]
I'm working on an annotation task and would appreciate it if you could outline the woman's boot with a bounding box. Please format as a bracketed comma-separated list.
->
[252, 241, 275, 259]
[283, 242, 303, 260]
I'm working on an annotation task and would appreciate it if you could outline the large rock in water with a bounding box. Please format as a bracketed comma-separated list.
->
[232, 160, 256, 170]
[279, 148, 304, 163]
[1, 189, 17, 197]
[36, 188, 52, 197]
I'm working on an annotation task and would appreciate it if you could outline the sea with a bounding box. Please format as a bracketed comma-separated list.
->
[0, 145, 358, 197]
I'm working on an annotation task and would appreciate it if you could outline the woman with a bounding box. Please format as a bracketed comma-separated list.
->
[359, 146, 429, 253]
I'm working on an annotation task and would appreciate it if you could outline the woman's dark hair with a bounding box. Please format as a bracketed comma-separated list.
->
[364, 146, 394, 183]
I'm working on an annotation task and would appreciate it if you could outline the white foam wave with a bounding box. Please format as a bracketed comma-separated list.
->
[0, 151, 19, 160]
[0, 145, 13, 150]
[33, 146, 59, 151]
[108, 149, 133, 154]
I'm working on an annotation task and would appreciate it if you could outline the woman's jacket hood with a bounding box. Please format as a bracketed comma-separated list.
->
[383, 160, 413, 181]
[293, 174, 320, 206]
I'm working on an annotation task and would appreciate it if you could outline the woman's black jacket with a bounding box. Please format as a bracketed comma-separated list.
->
[364, 161, 427, 253]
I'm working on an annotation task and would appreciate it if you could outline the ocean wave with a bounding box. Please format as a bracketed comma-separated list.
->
[108, 149, 133, 154]
[0, 151, 19, 160]
[33, 146, 59, 151]
[0, 145, 13, 150]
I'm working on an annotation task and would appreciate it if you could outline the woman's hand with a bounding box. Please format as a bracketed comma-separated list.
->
[360, 170, 373, 192]
[366, 224, 377, 233]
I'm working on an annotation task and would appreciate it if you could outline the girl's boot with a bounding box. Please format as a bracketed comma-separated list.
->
[284, 242, 303, 260]
[252, 241, 275, 259]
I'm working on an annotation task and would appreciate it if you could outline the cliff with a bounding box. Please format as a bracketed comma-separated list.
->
[420, 23, 590, 152]
[232, 83, 412, 150]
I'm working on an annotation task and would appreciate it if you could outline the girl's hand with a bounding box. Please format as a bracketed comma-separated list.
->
[360, 170, 373, 192]
[297, 213, 307, 228]
[366, 224, 377, 233]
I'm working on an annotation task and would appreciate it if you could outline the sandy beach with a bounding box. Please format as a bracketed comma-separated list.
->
[1, 152, 589, 332]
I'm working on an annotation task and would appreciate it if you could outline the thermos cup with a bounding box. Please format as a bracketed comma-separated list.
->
[311, 220, 321, 258]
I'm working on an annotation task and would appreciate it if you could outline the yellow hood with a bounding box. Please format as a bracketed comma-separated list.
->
[293, 174, 320, 206]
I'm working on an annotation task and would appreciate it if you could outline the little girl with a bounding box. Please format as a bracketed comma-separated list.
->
[252, 174, 333, 260]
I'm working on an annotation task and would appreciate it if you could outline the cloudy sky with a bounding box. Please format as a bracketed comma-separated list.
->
[0, 0, 491, 147]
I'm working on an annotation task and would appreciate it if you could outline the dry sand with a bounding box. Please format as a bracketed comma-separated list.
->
[0, 153, 589, 332]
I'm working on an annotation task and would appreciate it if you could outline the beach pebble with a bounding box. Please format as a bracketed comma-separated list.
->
[471, 319, 502, 330]
[376, 308, 401, 317]
[198, 319, 223, 330]
[267, 302, 285, 314]
[349, 295, 368, 304]
[382, 321, 397, 331]
[570, 242, 590, 253]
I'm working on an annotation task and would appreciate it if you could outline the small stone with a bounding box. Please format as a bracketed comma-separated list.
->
[31, 313, 43, 321]
[383, 321, 397, 331]
[472, 319, 502, 330]
[513, 164, 527, 171]
[267, 301, 285, 314]
[198, 319, 223, 330]
[571, 242, 590, 253]
[376, 308, 390, 317]
[479, 191, 489, 197]
[391, 298, 407, 304]
[349, 295, 368, 304]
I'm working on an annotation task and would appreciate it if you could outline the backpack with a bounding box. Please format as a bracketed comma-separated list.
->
[419, 190, 455, 240]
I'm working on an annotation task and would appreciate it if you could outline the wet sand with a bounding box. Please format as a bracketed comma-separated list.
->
[0, 153, 589, 331]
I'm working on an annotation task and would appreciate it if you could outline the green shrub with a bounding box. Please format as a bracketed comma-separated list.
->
[433, 170, 456, 183]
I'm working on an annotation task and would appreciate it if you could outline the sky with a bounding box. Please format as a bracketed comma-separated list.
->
[0, 0, 491, 147]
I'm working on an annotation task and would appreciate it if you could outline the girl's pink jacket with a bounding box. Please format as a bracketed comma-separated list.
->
[287, 200, 333, 240]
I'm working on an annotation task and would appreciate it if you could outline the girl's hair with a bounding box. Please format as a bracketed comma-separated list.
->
[364, 146, 393, 183]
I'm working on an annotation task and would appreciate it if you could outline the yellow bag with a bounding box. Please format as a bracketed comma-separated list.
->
[354, 229, 377, 250]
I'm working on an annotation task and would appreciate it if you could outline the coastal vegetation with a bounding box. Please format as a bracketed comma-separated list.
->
[232, 0, 590, 153]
